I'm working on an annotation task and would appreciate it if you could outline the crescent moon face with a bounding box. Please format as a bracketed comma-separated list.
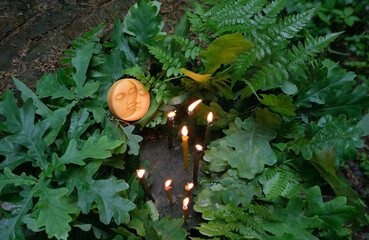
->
[107, 78, 150, 121]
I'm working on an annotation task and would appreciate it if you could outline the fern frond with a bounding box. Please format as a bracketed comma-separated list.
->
[171, 36, 203, 60]
[147, 45, 184, 77]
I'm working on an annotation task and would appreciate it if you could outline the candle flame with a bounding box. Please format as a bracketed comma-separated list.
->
[165, 179, 172, 188]
[137, 169, 145, 178]
[195, 144, 203, 151]
[188, 99, 202, 113]
[207, 112, 213, 124]
[183, 197, 190, 208]
[185, 182, 194, 191]
[182, 126, 188, 136]
[167, 111, 176, 119]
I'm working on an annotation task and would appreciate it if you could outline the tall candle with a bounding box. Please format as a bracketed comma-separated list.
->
[137, 169, 155, 202]
[165, 179, 174, 204]
[185, 182, 194, 198]
[204, 112, 213, 149]
[193, 144, 203, 184]
[167, 111, 176, 150]
[188, 99, 202, 143]
[183, 197, 190, 222]
[181, 126, 190, 171]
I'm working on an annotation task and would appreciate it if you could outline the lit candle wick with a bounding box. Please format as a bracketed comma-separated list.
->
[137, 169, 155, 202]
[167, 111, 176, 150]
[185, 182, 194, 198]
[193, 144, 203, 184]
[204, 112, 213, 149]
[165, 179, 174, 204]
[183, 197, 190, 222]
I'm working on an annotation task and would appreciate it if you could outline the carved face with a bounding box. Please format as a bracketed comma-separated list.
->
[107, 78, 150, 121]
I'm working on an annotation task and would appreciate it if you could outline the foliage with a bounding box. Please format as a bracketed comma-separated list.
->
[1, 0, 368, 239]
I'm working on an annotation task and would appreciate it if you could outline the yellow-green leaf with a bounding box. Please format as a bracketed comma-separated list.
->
[181, 68, 212, 82]
[259, 93, 296, 116]
[199, 33, 254, 74]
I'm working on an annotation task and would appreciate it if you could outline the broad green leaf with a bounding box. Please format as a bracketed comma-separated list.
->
[36, 72, 75, 100]
[103, 119, 143, 155]
[199, 33, 254, 74]
[259, 93, 296, 116]
[0, 168, 36, 191]
[194, 188, 229, 220]
[84, 99, 106, 123]
[225, 114, 278, 179]
[0, 187, 33, 240]
[123, 0, 164, 45]
[0, 138, 32, 170]
[0, 95, 50, 170]
[75, 81, 100, 99]
[64, 161, 135, 225]
[309, 147, 368, 227]
[43, 101, 76, 146]
[151, 216, 186, 240]
[72, 42, 94, 87]
[305, 186, 355, 237]
[67, 108, 93, 141]
[296, 60, 356, 108]
[44, 135, 120, 175]
[204, 140, 233, 172]
[290, 114, 364, 164]
[12, 76, 51, 117]
[193, 102, 239, 130]
[357, 113, 369, 136]
[263, 197, 322, 239]
[30, 181, 78, 240]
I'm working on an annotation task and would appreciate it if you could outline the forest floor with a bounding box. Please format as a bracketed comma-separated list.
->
[0, 0, 368, 239]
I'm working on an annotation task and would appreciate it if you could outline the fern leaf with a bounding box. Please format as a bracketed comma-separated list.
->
[148, 45, 184, 77]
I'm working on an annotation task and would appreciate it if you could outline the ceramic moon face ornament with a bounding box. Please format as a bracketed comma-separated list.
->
[107, 78, 150, 121]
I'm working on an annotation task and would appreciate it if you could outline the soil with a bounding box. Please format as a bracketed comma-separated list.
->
[0, 0, 368, 239]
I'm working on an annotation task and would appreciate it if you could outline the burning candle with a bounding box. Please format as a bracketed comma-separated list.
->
[183, 197, 190, 222]
[204, 112, 213, 149]
[193, 144, 203, 184]
[188, 99, 202, 143]
[181, 126, 190, 171]
[137, 169, 155, 202]
[185, 182, 194, 198]
[165, 179, 174, 204]
[167, 111, 176, 150]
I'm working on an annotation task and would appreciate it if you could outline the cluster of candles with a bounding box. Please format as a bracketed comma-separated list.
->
[137, 100, 213, 222]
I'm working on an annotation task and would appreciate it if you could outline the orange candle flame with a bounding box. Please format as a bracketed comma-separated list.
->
[167, 111, 176, 119]
[188, 99, 202, 113]
[185, 182, 194, 191]
[165, 179, 172, 190]
[183, 197, 190, 210]
[207, 112, 213, 124]
[195, 144, 203, 151]
[182, 126, 188, 136]
[137, 169, 145, 179]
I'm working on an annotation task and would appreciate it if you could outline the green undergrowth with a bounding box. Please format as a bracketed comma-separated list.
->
[0, 0, 368, 239]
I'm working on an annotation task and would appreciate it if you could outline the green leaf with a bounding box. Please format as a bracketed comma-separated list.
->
[12, 76, 51, 117]
[29, 180, 78, 240]
[0, 138, 32, 170]
[263, 197, 322, 239]
[45, 135, 120, 175]
[72, 42, 94, 88]
[0, 168, 36, 191]
[199, 33, 254, 74]
[290, 115, 364, 164]
[122, 125, 144, 155]
[204, 140, 233, 172]
[43, 101, 76, 146]
[194, 189, 229, 220]
[123, 0, 164, 45]
[151, 216, 186, 240]
[84, 99, 106, 123]
[36, 72, 75, 100]
[0, 187, 33, 240]
[67, 108, 93, 141]
[296, 60, 358, 112]
[0, 95, 50, 170]
[305, 186, 355, 237]
[259, 93, 296, 116]
[309, 147, 368, 227]
[64, 161, 136, 225]
[357, 112, 369, 136]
